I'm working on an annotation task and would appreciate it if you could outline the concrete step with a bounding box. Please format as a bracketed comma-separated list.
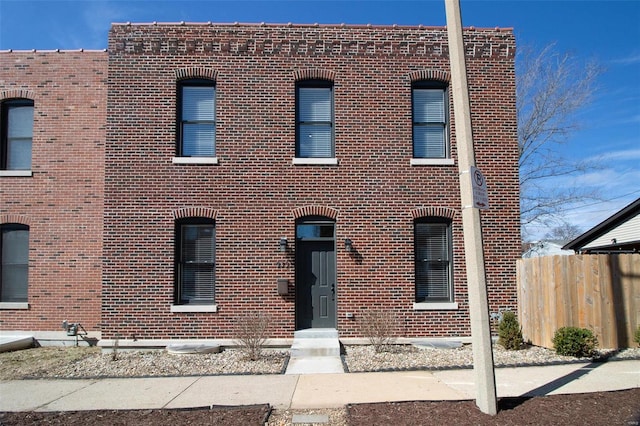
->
[285, 356, 345, 375]
[290, 328, 340, 358]
[293, 328, 339, 339]
[290, 338, 340, 358]
[285, 328, 344, 374]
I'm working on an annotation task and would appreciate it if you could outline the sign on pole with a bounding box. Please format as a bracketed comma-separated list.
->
[470, 166, 489, 210]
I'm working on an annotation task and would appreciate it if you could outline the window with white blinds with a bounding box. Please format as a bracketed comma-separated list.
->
[1, 99, 34, 170]
[412, 82, 449, 159]
[296, 82, 334, 158]
[179, 82, 215, 157]
[414, 220, 452, 302]
[177, 221, 215, 304]
[1, 224, 29, 303]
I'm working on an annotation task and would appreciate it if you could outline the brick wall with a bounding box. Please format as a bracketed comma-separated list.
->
[0, 51, 106, 332]
[102, 23, 519, 340]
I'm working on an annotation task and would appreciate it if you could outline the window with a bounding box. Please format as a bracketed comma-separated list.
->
[177, 80, 215, 157]
[175, 219, 215, 305]
[296, 80, 334, 159]
[1, 99, 34, 170]
[412, 82, 449, 159]
[1, 224, 29, 303]
[414, 219, 452, 303]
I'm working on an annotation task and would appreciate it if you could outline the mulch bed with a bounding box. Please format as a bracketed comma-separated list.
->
[0, 404, 270, 426]
[1, 389, 639, 425]
[347, 388, 640, 426]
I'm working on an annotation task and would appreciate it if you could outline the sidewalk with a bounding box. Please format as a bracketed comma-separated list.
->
[1, 360, 638, 412]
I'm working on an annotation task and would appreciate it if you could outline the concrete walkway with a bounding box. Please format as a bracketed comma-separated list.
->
[0, 360, 638, 412]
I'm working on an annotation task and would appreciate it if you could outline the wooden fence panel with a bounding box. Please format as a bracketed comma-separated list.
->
[517, 254, 640, 349]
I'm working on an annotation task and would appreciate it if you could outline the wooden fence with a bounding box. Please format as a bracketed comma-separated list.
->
[517, 254, 640, 349]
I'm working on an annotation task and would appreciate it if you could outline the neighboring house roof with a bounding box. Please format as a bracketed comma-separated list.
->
[522, 240, 573, 258]
[563, 198, 640, 253]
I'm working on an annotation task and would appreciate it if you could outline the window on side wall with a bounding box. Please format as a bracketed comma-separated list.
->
[296, 80, 334, 160]
[177, 80, 216, 158]
[175, 219, 215, 306]
[1, 224, 29, 303]
[412, 81, 449, 160]
[414, 218, 453, 303]
[1, 99, 34, 171]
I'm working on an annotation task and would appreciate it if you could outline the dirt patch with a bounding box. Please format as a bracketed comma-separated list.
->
[0, 347, 100, 380]
[347, 388, 640, 426]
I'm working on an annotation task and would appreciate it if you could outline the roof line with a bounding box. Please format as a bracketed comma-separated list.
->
[110, 21, 513, 31]
[563, 198, 640, 250]
[0, 49, 107, 53]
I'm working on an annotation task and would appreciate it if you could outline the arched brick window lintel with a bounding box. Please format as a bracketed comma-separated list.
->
[292, 205, 338, 220]
[0, 89, 36, 101]
[175, 67, 218, 81]
[408, 69, 451, 84]
[0, 214, 32, 227]
[293, 68, 336, 82]
[411, 206, 457, 220]
[172, 207, 218, 220]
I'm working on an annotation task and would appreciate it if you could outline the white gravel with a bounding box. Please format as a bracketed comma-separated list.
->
[7, 344, 640, 379]
[344, 344, 640, 372]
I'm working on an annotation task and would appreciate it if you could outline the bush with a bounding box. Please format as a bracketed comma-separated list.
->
[359, 310, 399, 353]
[497, 311, 523, 350]
[233, 312, 270, 361]
[634, 326, 640, 347]
[552, 327, 598, 358]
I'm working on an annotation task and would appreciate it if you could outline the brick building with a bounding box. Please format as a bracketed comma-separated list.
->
[1, 23, 519, 344]
[0, 51, 106, 337]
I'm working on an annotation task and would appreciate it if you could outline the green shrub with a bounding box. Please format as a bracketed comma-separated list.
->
[634, 326, 640, 347]
[497, 311, 523, 350]
[552, 327, 598, 357]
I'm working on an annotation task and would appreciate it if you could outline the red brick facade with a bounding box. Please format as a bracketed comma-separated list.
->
[0, 51, 107, 332]
[1, 23, 519, 341]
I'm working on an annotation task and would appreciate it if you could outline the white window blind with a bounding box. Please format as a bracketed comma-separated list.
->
[413, 88, 447, 159]
[179, 224, 215, 304]
[415, 222, 451, 302]
[297, 86, 333, 158]
[1, 225, 29, 303]
[181, 85, 215, 157]
[6, 104, 33, 170]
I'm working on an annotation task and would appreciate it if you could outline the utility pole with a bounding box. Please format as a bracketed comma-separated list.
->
[444, 0, 498, 415]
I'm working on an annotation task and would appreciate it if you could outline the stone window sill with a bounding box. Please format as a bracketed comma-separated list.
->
[171, 304, 218, 313]
[413, 302, 459, 310]
[292, 157, 339, 166]
[172, 157, 219, 165]
[0, 170, 33, 177]
[0, 302, 29, 310]
[410, 158, 455, 166]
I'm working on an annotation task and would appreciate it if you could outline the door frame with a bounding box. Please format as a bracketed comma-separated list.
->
[294, 218, 337, 330]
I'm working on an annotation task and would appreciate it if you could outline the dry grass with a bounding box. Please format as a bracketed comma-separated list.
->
[0, 346, 100, 380]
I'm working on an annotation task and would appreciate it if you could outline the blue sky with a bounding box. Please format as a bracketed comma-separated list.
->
[1, 0, 639, 240]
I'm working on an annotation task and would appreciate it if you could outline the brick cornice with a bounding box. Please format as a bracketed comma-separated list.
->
[109, 25, 515, 59]
[292, 205, 338, 220]
[411, 206, 457, 220]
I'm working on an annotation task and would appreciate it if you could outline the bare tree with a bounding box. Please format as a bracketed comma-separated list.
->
[544, 223, 583, 241]
[517, 43, 602, 238]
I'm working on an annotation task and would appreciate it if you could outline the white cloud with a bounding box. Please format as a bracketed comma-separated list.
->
[610, 52, 640, 65]
[588, 147, 640, 162]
